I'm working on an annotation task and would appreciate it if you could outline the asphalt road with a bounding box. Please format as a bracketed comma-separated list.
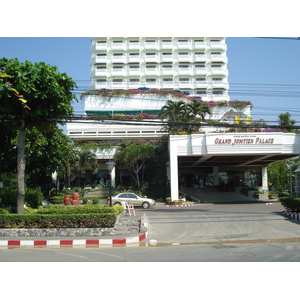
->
[1, 202, 300, 262]
[144, 202, 300, 244]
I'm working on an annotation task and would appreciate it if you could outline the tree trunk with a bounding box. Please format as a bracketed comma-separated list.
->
[17, 119, 26, 214]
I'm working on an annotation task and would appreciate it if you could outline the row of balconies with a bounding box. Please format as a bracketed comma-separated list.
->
[91, 65, 228, 77]
[91, 53, 227, 65]
[91, 69, 228, 79]
[91, 38, 227, 52]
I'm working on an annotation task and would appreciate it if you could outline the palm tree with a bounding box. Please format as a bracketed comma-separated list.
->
[160, 99, 211, 134]
[73, 148, 98, 187]
[278, 112, 296, 132]
[185, 99, 211, 133]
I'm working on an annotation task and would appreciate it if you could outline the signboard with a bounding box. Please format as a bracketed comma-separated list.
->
[206, 133, 283, 154]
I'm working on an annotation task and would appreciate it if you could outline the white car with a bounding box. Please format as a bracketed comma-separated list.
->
[110, 193, 156, 209]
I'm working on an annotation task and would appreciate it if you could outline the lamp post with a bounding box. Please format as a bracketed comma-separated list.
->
[105, 161, 116, 207]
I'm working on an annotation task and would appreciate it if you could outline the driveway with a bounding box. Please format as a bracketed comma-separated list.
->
[144, 202, 300, 244]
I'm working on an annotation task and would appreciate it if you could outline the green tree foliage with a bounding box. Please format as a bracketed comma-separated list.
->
[72, 147, 99, 187]
[268, 157, 300, 193]
[159, 99, 211, 134]
[0, 58, 77, 213]
[114, 141, 157, 190]
[278, 112, 296, 132]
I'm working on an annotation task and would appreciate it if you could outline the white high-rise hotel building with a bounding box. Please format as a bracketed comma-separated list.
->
[66, 37, 300, 201]
[90, 37, 229, 101]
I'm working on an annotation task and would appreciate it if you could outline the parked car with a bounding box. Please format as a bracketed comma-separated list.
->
[109, 193, 156, 209]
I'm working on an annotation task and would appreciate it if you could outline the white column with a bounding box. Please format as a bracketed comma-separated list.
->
[261, 166, 268, 193]
[111, 166, 116, 188]
[170, 144, 179, 201]
[213, 166, 219, 186]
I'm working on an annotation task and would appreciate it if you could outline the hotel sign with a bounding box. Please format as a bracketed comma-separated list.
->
[205, 133, 283, 154]
[214, 136, 275, 145]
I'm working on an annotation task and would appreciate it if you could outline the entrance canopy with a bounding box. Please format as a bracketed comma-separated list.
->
[169, 132, 300, 200]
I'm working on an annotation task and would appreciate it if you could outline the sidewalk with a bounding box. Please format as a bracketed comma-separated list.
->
[0, 211, 149, 247]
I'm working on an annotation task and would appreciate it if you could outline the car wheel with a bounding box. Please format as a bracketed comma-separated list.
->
[142, 201, 150, 209]
[114, 202, 122, 206]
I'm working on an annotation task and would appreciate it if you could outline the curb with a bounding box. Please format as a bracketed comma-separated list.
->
[282, 211, 300, 221]
[0, 232, 148, 248]
[166, 204, 194, 207]
[0, 215, 149, 249]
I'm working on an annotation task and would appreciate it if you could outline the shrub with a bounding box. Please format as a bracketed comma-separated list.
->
[48, 196, 64, 205]
[0, 213, 117, 228]
[0, 208, 9, 214]
[35, 205, 122, 215]
[25, 188, 44, 209]
[279, 197, 300, 213]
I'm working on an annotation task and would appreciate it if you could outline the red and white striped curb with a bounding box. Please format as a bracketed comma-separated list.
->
[167, 204, 194, 207]
[282, 211, 300, 220]
[0, 232, 148, 248]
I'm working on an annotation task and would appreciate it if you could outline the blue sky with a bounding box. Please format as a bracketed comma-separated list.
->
[1, 37, 299, 125]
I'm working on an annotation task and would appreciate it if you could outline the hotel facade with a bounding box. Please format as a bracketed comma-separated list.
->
[66, 37, 300, 202]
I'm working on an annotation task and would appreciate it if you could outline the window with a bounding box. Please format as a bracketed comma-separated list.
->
[113, 66, 123, 69]
[162, 52, 172, 56]
[211, 52, 221, 55]
[212, 64, 222, 68]
[163, 78, 173, 81]
[129, 65, 139, 69]
[179, 65, 190, 68]
[162, 39, 172, 43]
[130, 40, 139, 43]
[197, 90, 206, 95]
[113, 79, 123, 82]
[195, 52, 205, 55]
[113, 53, 124, 56]
[97, 66, 106, 69]
[196, 78, 205, 81]
[178, 39, 188, 42]
[178, 52, 188, 55]
[212, 78, 222, 81]
[213, 90, 223, 94]
[162, 64, 172, 68]
[130, 79, 139, 82]
[146, 78, 156, 82]
[130, 53, 139, 56]
[97, 53, 106, 56]
[146, 53, 156, 56]
[146, 65, 156, 69]
[146, 40, 155, 42]
[97, 40, 106, 44]
[211, 39, 221, 42]
[194, 39, 204, 42]
[97, 79, 106, 82]
[195, 64, 205, 68]
[113, 40, 123, 44]
[179, 78, 189, 82]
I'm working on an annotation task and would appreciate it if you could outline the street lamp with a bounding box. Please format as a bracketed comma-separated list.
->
[105, 161, 116, 207]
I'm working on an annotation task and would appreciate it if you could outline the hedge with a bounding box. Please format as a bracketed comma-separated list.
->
[34, 205, 123, 215]
[0, 205, 124, 228]
[279, 197, 300, 213]
[0, 213, 117, 228]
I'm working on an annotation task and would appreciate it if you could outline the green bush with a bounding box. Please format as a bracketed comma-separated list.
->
[35, 205, 122, 215]
[25, 188, 44, 209]
[48, 196, 64, 205]
[279, 197, 300, 213]
[0, 213, 117, 228]
[0, 208, 9, 214]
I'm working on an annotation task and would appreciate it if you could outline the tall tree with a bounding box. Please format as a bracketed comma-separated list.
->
[0, 58, 77, 213]
[114, 141, 156, 190]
